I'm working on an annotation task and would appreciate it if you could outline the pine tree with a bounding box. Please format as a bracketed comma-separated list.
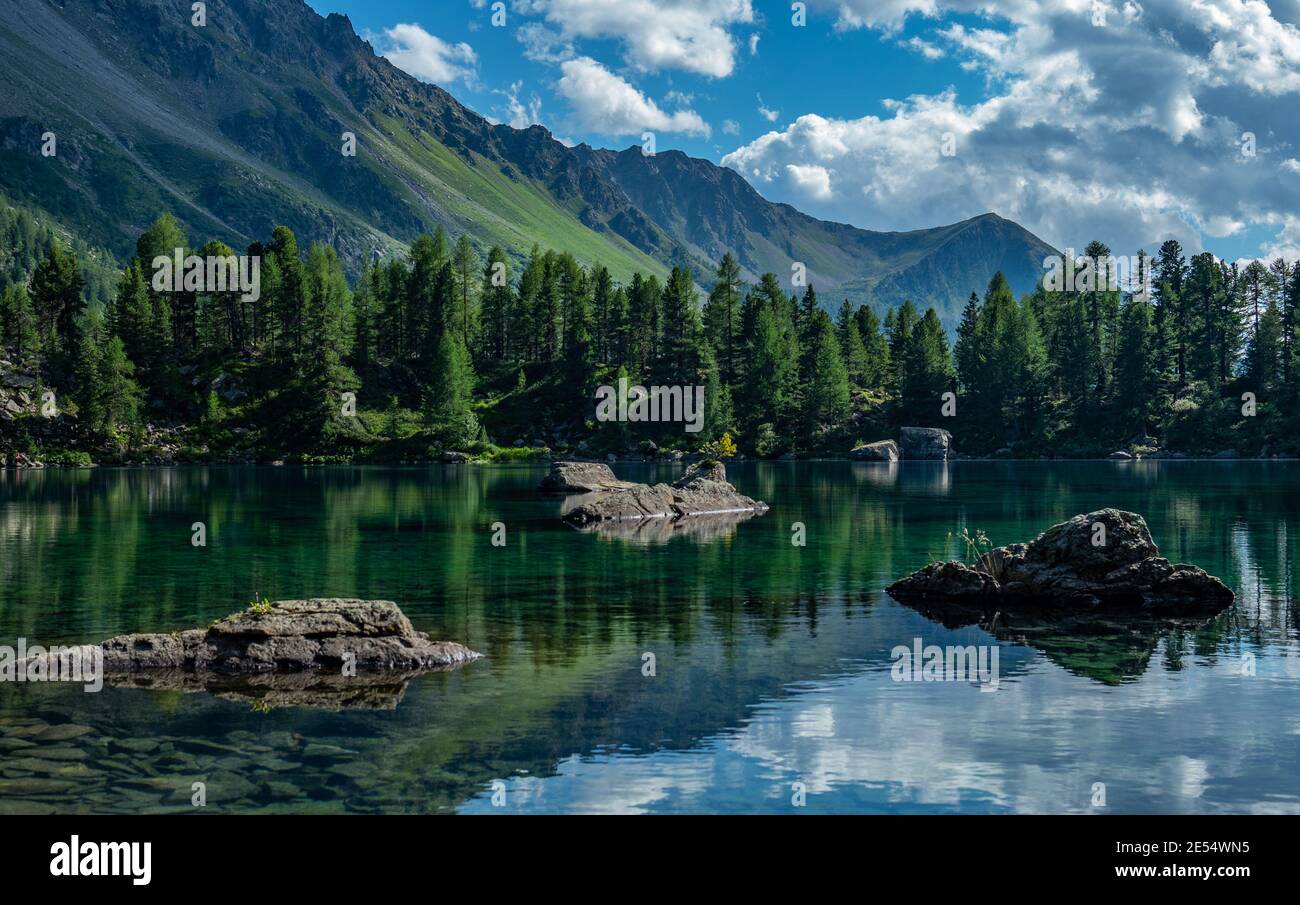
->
[836, 300, 868, 387]
[802, 310, 852, 437]
[379, 257, 408, 360]
[590, 265, 614, 363]
[742, 302, 795, 441]
[1247, 298, 1284, 400]
[29, 240, 85, 383]
[536, 252, 561, 363]
[513, 246, 544, 363]
[453, 234, 479, 348]
[562, 262, 596, 403]
[1115, 293, 1156, 438]
[1006, 298, 1049, 443]
[703, 253, 743, 383]
[898, 308, 952, 425]
[854, 304, 888, 391]
[95, 335, 144, 442]
[135, 213, 190, 354]
[797, 284, 819, 351]
[627, 271, 662, 375]
[195, 239, 242, 357]
[71, 309, 105, 429]
[0, 283, 40, 363]
[608, 285, 631, 368]
[407, 232, 450, 359]
[700, 346, 736, 442]
[1154, 240, 1189, 390]
[479, 247, 512, 361]
[287, 244, 357, 446]
[351, 261, 380, 377]
[557, 253, 589, 360]
[888, 301, 917, 400]
[1082, 241, 1121, 399]
[659, 266, 704, 385]
[1185, 252, 1241, 387]
[424, 330, 478, 447]
[953, 291, 981, 394]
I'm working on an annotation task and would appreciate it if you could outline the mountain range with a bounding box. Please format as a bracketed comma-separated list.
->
[0, 0, 1058, 324]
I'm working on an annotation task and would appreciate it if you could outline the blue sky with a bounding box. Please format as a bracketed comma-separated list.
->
[307, 1, 1300, 264]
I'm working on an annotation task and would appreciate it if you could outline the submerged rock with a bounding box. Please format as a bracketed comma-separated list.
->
[570, 509, 761, 543]
[888, 509, 1233, 611]
[102, 668, 430, 711]
[34, 599, 480, 676]
[559, 461, 768, 526]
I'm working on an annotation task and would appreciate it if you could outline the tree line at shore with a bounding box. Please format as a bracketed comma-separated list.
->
[2, 210, 1299, 460]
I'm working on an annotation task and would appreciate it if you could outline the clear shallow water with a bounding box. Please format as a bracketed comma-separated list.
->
[1, 461, 1298, 814]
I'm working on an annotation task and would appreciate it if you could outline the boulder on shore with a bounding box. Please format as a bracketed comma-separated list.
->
[559, 461, 768, 526]
[852, 440, 899, 462]
[34, 599, 481, 675]
[900, 427, 952, 460]
[887, 509, 1233, 611]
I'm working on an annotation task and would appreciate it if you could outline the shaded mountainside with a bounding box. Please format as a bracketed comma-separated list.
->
[0, 0, 1056, 322]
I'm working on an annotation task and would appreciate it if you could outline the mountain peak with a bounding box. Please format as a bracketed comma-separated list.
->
[0, 0, 1059, 325]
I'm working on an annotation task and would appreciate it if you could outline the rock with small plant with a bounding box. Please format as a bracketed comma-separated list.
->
[888, 510, 1233, 611]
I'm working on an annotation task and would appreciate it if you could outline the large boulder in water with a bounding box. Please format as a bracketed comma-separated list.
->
[900, 427, 952, 460]
[851, 440, 899, 462]
[42, 599, 481, 675]
[561, 460, 768, 526]
[887, 509, 1233, 611]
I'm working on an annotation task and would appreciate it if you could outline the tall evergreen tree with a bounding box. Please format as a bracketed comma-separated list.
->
[286, 244, 356, 446]
[898, 308, 952, 425]
[29, 240, 85, 383]
[1153, 240, 1189, 390]
[479, 247, 512, 361]
[802, 310, 852, 437]
[424, 330, 478, 447]
[703, 253, 743, 383]
[836, 300, 868, 387]
[659, 266, 705, 385]
[0, 283, 39, 363]
[1115, 293, 1157, 437]
[453, 234, 479, 348]
[854, 303, 888, 391]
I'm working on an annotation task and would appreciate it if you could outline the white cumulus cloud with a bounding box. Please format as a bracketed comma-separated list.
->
[377, 23, 478, 85]
[724, 0, 1300, 257]
[557, 57, 711, 137]
[524, 0, 755, 77]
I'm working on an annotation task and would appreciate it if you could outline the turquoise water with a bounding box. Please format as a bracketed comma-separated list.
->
[1, 461, 1298, 813]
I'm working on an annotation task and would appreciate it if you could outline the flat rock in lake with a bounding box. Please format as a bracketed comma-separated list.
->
[538, 460, 637, 493]
[887, 509, 1233, 612]
[556, 460, 768, 527]
[25, 599, 480, 681]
